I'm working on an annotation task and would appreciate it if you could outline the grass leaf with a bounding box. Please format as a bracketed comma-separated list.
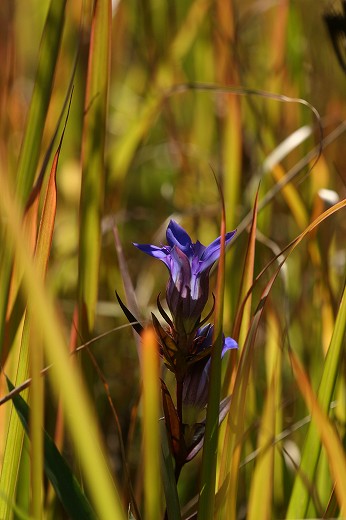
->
[287, 279, 346, 518]
[7, 377, 97, 520]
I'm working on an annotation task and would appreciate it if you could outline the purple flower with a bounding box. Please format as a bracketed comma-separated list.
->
[182, 324, 237, 422]
[134, 220, 236, 335]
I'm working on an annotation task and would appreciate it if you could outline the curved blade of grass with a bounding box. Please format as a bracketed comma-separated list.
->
[217, 198, 346, 520]
[15, 0, 67, 205]
[270, 163, 308, 230]
[0, 0, 66, 356]
[78, 0, 111, 331]
[197, 175, 226, 520]
[3, 79, 76, 364]
[217, 264, 282, 520]
[289, 349, 346, 517]
[0, 152, 125, 520]
[0, 122, 65, 519]
[287, 279, 346, 518]
[30, 122, 68, 518]
[6, 377, 97, 520]
[141, 327, 162, 520]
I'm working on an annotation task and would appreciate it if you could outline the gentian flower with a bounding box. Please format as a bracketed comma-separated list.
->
[134, 220, 236, 340]
[182, 324, 237, 424]
[123, 219, 239, 478]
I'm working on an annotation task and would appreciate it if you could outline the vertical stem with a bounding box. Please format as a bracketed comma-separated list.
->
[175, 375, 184, 485]
[176, 376, 184, 424]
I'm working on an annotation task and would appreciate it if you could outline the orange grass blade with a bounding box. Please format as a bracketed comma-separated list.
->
[30, 134, 62, 519]
[141, 327, 162, 520]
[217, 199, 346, 520]
[0, 127, 62, 520]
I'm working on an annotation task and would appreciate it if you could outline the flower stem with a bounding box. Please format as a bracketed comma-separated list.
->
[176, 376, 183, 424]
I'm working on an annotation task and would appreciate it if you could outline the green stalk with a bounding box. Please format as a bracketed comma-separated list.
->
[0, 152, 126, 520]
[78, 0, 111, 331]
[197, 194, 226, 520]
[0, 0, 66, 353]
[287, 276, 346, 518]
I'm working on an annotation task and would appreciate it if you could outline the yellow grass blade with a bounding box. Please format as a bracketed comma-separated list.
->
[247, 375, 276, 520]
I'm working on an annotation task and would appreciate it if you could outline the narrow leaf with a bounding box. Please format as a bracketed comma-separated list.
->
[141, 327, 162, 519]
[7, 377, 97, 520]
[197, 174, 227, 520]
[115, 291, 143, 336]
[287, 280, 346, 518]
[160, 422, 182, 520]
[78, 0, 111, 331]
[289, 351, 346, 517]
[0, 134, 126, 520]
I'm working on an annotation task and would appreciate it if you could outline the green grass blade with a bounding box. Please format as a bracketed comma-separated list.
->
[0, 0, 66, 354]
[217, 268, 281, 520]
[78, 0, 111, 331]
[0, 132, 63, 520]
[287, 278, 346, 518]
[15, 0, 66, 205]
[0, 320, 30, 519]
[7, 377, 97, 520]
[197, 187, 226, 520]
[0, 152, 126, 520]
[160, 422, 181, 520]
[289, 350, 346, 517]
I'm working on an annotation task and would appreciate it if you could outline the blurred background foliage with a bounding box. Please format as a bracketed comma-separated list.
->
[0, 0, 345, 518]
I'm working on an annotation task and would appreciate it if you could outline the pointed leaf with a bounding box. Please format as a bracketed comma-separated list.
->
[115, 291, 143, 335]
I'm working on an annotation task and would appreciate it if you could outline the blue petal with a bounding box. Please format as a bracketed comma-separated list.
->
[199, 230, 237, 271]
[166, 220, 192, 255]
[169, 246, 191, 287]
[197, 323, 213, 344]
[133, 243, 170, 264]
[193, 240, 206, 259]
[222, 336, 238, 355]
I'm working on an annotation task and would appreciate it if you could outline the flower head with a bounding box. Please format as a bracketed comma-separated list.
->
[134, 220, 236, 336]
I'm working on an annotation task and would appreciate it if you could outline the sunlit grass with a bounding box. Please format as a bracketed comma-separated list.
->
[0, 1, 345, 519]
